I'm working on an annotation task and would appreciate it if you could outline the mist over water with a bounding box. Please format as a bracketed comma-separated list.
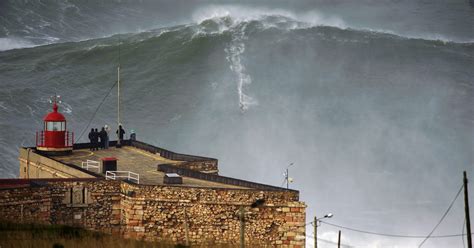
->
[0, 1, 473, 247]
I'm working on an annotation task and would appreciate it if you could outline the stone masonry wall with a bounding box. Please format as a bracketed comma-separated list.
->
[47, 180, 122, 234]
[0, 180, 306, 247]
[0, 179, 121, 233]
[121, 183, 306, 247]
[0, 186, 51, 224]
[174, 160, 219, 174]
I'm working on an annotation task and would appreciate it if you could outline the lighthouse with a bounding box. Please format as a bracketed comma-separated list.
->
[36, 96, 74, 154]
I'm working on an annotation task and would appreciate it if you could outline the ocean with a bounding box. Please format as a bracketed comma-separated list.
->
[0, 1, 473, 247]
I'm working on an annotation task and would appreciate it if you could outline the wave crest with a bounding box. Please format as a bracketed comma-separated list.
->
[0, 37, 35, 51]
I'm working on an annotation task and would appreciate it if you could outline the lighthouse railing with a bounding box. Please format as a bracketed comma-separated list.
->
[35, 131, 74, 148]
[65, 131, 74, 147]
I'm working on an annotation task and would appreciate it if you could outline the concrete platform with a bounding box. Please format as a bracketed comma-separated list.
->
[53, 146, 247, 189]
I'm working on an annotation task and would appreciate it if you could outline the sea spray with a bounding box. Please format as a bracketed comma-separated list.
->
[224, 22, 258, 112]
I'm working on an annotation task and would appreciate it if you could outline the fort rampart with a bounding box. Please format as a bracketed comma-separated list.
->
[0, 179, 305, 247]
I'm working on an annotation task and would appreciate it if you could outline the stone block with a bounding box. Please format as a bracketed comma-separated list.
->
[290, 208, 300, 213]
[128, 220, 139, 226]
[110, 219, 120, 225]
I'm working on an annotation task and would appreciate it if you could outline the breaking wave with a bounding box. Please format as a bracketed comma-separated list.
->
[1, 12, 473, 115]
[1, 3, 473, 53]
[0, 3, 473, 248]
[0, 37, 35, 51]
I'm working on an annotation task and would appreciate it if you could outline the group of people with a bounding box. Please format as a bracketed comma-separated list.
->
[88, 125, 126, 151]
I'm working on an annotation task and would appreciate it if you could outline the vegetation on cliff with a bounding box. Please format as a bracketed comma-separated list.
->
[0, 222, 184, 248]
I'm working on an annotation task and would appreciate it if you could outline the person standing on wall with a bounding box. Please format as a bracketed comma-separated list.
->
[88, 128, 94, 151]
[93, 128, 99, 151]
[117, 124, 125, 144]
[104, 125, 110, 149]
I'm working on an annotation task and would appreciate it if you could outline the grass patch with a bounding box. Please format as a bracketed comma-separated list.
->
[0, 222, 182, 248]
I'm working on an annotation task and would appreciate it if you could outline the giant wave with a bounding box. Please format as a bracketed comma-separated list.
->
[0, 6, 473, 248]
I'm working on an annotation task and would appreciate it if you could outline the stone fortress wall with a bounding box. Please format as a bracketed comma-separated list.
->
[0, 178, 306, 247]
[2, 140, 306, 247]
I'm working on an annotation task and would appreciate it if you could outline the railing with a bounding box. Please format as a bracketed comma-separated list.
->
[105, 171, 139, 184]
[81, 160, 100, 172]
[36, 131, 74, 147]
[158, 164, 298, 192]
[130, 140, 217, 163]
[36, 131, 44, 147]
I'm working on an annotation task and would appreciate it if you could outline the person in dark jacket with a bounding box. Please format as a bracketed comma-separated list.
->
[88, 128, 95, 151]
[116, 124, 125, 143]
[93, 128, 99, 150]
[99, 127, 107, 149]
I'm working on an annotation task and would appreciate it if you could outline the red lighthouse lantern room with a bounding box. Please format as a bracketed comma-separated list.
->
[36, 96, 74, 153]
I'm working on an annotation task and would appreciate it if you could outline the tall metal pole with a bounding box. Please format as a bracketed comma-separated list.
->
[116, 33, 122, 147]
[314, 216, 318, 248]
[240, 206, 245, 248]
[337, 230, 341, 248]
[117, 64, 121, 146]
[286, 168, 289, 189]
[464, 171, 472, 248]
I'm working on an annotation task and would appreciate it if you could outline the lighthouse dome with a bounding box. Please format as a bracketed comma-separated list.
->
[36, 99, 73, 153]
[43, 103, 66, 122]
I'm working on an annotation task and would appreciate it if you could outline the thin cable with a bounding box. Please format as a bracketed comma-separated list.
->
[418, 185, 463, 247]
[320, 221, 472, 238]
[280, 178, 287, 188]
[76, 80, 118, 142]
[307, 234, 354, 248]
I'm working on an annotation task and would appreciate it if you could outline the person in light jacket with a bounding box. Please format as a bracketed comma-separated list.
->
[104, 125, 110, 149]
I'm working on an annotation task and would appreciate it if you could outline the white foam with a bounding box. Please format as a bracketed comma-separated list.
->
[224, 22, 258, 112]
[85, 43, 113, 51]
[193, 5, 294, 24]
[192, 5, 346, 31]
[0, 101, 10, 112]
[0, 37, 35, 51]
[191, 5, 472, 44]
[60, 102, 73, 114]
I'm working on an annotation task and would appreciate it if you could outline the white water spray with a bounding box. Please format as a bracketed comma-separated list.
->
[224, 22, 258, 112]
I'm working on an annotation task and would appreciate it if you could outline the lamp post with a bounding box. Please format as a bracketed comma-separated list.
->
[314, 213, 333, 248]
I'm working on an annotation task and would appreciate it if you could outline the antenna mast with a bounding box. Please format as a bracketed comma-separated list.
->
[117, 34, 121, 146]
